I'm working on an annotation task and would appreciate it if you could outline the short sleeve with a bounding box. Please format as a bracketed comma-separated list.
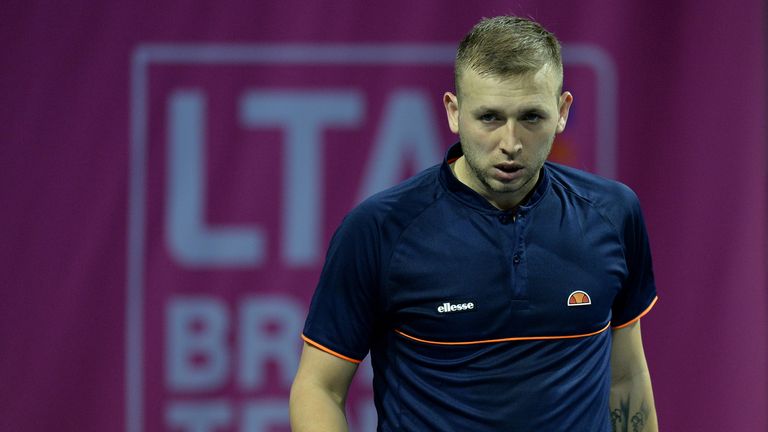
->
[611, 192, 658, 328]
[302, 205, 381, 363]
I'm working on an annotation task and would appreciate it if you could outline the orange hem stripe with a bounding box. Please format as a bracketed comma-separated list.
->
[301, 334, 362, 364]
[394, 322, 612, 346]
[611, 296, 658, 329]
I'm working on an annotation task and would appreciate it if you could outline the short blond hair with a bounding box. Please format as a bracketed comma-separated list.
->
[455, 16, 563, 95]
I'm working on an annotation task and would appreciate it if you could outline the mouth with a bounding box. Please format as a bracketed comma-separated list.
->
[494, 162, 523, 174]
[491, 162, 525, 182]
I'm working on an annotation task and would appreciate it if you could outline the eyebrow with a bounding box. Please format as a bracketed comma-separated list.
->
[471, 105, 548, 114]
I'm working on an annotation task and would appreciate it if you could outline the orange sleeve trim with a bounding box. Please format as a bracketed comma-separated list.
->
[301, 334, 363, 364]
[611, 296, 659, 330]
[394, 322, 611, 346]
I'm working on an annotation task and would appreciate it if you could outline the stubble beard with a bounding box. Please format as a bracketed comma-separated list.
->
[460, 135, 555, 202]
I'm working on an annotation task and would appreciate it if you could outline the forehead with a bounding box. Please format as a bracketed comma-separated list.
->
[458, 66, 561, 108]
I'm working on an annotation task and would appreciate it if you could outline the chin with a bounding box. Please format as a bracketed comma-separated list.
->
[491, 185, 521, 195]
[493, 176, 535, 194]
[483, 180, 517, 194]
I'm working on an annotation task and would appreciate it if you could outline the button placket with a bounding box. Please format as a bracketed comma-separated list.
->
[505, 210, 528, 302]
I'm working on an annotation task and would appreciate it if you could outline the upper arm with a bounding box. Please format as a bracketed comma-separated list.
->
[610, 320, 650, 382]
[292, 342, 359, 405]
[302, 206, 381, 365]
[610, 186, 658, 328]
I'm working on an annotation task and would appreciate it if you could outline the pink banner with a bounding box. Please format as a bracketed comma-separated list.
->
[1, 1, 765, 431]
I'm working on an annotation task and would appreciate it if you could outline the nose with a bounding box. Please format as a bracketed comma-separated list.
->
[499, 120, 522, 155]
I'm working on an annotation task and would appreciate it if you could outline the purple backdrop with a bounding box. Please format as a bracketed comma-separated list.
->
[1, 1, 766, 431]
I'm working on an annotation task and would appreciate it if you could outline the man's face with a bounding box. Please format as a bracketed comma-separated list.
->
[443, 65, 572, 209]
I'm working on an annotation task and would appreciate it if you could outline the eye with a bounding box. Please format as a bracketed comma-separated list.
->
[479, 113, 501, 123]
[520, 112, 544, 124]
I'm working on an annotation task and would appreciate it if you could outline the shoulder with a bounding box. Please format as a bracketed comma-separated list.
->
[545, 162, 641, 212]
[332, 164, 444, 245]
[544, 162, 645, 235]
[346, 164, 444, 226]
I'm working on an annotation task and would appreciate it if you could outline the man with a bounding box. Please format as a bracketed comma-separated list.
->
[290, 16, 658, 431]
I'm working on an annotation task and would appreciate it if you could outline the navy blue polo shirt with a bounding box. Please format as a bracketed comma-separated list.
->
[303, 143, 657, 431]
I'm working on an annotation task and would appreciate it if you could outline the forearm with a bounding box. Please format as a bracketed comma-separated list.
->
[289, 380, 350, 432]
[609, 371, 658, 432]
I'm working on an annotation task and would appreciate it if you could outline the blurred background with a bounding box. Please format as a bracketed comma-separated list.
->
[1, 1, 766, 431]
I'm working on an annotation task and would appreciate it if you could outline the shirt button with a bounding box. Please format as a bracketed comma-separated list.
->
[498, 214, 510, 224]
[513, 254, 521, 264]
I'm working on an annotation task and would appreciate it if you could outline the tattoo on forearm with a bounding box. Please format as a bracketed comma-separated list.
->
[610, 397, 649, 432]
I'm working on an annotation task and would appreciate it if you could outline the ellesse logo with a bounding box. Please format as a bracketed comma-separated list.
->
[567, 290, 592, 306]
[437, 301, 476, 313]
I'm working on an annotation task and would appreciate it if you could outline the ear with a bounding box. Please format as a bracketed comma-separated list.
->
[443, 92, 460, 134]
[556, 91, 573, 134]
